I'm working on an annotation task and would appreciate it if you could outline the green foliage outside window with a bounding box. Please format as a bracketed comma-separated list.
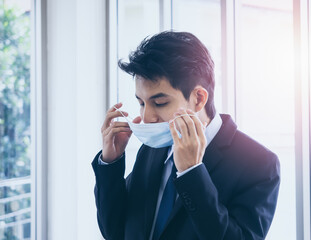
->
[0, 1, 31, 239]
[0, 3, 30, 180]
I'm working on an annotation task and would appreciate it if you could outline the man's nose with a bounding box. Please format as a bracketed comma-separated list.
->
[142, 106, 158, 123]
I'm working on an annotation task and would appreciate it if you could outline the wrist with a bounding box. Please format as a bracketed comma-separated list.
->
[177, 162, 199, 172]
[101, 152, 125, 164]
[177, 162, 202, 177]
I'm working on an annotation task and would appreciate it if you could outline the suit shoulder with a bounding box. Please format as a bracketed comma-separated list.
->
[229, 130, 280, 176]
[234, 130, 277, 157]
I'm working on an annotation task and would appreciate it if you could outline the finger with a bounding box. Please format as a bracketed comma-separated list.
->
[169, 120, 180, 144]
[173, 114, 189, 140]
[107, 102, 123, 113]
[103, 110, 129, 130]
[109, 122, 130, 128]
[102, 102, 126, 129]
[103, 123, 131, 135]
[106, 126, 132, 137]
[176, 109, 196, 137]
[132, 116, 142, 124]
[186, 109, 206, 140]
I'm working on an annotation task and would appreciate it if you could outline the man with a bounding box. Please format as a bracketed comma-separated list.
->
[92, 31, 280, 240]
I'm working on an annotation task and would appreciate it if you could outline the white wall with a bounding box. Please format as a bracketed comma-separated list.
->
[46, 0, 106, 239]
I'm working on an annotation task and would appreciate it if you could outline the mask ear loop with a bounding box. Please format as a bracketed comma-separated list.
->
[170, 114, 196, 123]
[114, 106, 134, 121]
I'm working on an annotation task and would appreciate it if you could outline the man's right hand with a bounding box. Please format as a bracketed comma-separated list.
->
[101, 102, 141, 163]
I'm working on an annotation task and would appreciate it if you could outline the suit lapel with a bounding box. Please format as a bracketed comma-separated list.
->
[144, 146, 169, 239]
[203, 114, 237, 172]
[203, 140, 223, 172]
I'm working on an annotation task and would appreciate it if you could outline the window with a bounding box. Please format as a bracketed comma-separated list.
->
[235, 1, 296, 239]
[0, 0, 32, 239]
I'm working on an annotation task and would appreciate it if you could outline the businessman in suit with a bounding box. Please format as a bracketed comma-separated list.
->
[92, 31, 280, 240]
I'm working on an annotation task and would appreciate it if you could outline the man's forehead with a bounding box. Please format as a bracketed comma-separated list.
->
[135, 76, 171, 90]
[135, 75, 162, 86]
[134, 75, 183, 100]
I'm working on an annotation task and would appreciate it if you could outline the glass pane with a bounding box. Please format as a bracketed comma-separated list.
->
[0, 0, 32, 239]
[116, 0, 160, 176]
[172, 0, 222, 112]
[235, 0, 295, 239]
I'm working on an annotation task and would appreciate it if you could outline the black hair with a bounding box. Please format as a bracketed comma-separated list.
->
[118, 31, 216, 118]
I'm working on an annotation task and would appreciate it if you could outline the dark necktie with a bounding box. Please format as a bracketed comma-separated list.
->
[153, 157, 177, 240]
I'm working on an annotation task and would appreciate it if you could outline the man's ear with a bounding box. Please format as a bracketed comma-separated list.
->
[190, 86, 208, 112]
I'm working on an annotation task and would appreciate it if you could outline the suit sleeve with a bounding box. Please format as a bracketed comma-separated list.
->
[92, 150, 129, 240]
[174, 153, 280, 240]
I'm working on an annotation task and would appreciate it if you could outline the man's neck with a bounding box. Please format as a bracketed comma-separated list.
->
[198, 110, 212, 126]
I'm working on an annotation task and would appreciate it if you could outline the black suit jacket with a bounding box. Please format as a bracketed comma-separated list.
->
[92, 114, 280, 240]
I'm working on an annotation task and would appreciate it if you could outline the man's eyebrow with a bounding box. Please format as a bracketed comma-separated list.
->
[135, 93, 170, 100]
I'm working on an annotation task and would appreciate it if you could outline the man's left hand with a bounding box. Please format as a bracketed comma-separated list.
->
[169, 108, 207, 172]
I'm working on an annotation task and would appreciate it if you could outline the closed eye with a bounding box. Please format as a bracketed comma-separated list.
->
[155, 102, 168, 107]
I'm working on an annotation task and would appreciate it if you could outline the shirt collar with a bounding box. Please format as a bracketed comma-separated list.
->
[165, 113, 223, 164]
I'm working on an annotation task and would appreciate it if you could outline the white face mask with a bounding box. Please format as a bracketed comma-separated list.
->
[114, 107, 194, 148]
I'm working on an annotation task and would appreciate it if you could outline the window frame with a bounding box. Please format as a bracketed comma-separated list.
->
[30, 0, 47, 239]
[293, 0, 311, 238]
